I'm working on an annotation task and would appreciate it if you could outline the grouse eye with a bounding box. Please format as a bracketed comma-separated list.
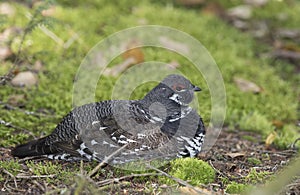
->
[173, 84, 186, 92]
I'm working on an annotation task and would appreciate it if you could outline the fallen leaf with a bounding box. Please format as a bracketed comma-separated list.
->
[234, 77, 262, 93]
[104, 40, 144, 77]
[33, 60, 44, 72]
[0, 27, 22, 43]
[103, 58, 136, 77]
[227, 5, 252, 20]
[226, 152, 246, 158]
[0, 3, 15, 17]
[11, 71, 38, 87]
[232, 19, 249, 30]
[276, 28, 300, 39]
[42, 5, 56, 16]
[244, 0, 269, 7]
[202, 2, 225, 16]
[282, 43, 300, 52]
[272, 49, 300, 60]
[272, 120, 284, 129]
[0, 46, 13, 60]
[265, 131, 277, 147]
[122, 40, 144, 64]
[8, 94, 26, 106]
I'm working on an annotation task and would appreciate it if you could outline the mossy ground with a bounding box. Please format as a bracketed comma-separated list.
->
[0, 0, 299, 194]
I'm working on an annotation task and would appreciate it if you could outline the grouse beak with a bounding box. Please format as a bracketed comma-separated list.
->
[193, 85, 201, 92]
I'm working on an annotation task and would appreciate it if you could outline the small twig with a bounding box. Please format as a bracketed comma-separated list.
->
[286, 179, 300, 188]
[146, 164, 210, 195]
[88, 144, 128, 177]
[3, 180, 13, 193]
[3, 169, 18, 189]
[16, 174, 56, 179]
[32, 180, 46, 193]
[208, 160, 227, 178]
[97, 173, 163, 187]
[3, 181, 26, 193]
[98, 181, 131, 192]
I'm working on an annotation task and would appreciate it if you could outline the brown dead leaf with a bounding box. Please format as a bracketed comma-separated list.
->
[122, 40, 144, 64]
[11, 71, 38, 87]
[265, 131, 277, 147]
[227, 5, 252, 20]
[103, 58, 136, 77]
[0, 46, 13, 60]
[33, 60, 44, 72]
[277, 43, 300, 53]
[104, 40, 144, 77]
[8, 94, 26, 106]
[42, 5, 56, 16]
[0, 3, 15, 17]
[234, 77, 262, 93]
[202, 2, 225, 16]
[226, 152, 246, 158]
[0, 27, 22, 43]
[272, 120, 284, 129]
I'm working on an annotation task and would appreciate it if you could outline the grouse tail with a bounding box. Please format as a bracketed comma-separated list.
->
[11, 137, 51, 158]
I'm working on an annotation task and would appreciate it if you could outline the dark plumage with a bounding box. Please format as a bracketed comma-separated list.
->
[11, 74, 206, 164]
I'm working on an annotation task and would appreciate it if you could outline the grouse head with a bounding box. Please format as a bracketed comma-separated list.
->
[142, 74, 201, 108]
[163, 74, 201, 106]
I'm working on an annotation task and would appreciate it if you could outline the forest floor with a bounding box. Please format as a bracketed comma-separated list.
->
[0, 0, 299, 194]
[0, 128, 299, 194]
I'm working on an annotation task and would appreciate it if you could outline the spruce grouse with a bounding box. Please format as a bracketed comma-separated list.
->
[11, 74, 206, 164]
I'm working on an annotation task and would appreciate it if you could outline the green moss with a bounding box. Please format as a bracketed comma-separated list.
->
[244, 168, 273, 184]
[247, 157, 262, 166]
[252, 0, 300, 28]
[239, 111, 274, 134]
[0, 0, 299, 150]
[160, 158, 215, 186]
[26, 161, 77, 184]
[225, 168, 273, 194]
[274, 125, 300, 150]
[0, 160, 22, 181]
[242, 135, 257, 142]
[26, 161, 61, 176]
[225, 182, 249, 194]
